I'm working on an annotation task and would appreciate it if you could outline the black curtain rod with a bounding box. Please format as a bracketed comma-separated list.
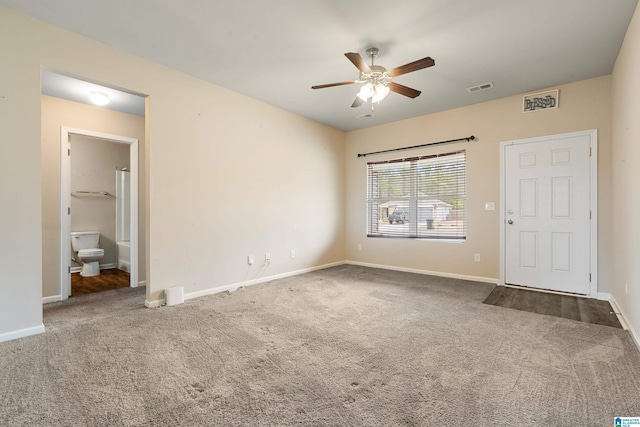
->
[357, 135, 475, 158]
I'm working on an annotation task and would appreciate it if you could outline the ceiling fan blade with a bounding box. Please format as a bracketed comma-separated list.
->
[311, 81, 357, 89]
[388, 82, 422, 99]
[388, 57, 435, 77]
[345, 52, 372, 74]
[351, 96, 364, 108]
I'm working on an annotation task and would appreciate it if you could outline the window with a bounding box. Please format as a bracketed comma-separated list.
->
[366, 150, 466, 240]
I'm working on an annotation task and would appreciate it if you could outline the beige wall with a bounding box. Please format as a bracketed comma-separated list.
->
[0, 6, 346, 339]
[612, 3, 640, 342]
[0, 9, 43, 339]
[345, 76, 613, 291]
[42, 95, 146, 299]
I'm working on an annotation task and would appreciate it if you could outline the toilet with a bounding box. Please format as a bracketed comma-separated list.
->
[70, 231, 105, 277]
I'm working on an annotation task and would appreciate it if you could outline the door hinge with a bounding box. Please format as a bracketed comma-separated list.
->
[589, 273, 592, 282]
[68, 266, 71, 274]
[589, 210, 592, 219]
[68, 207, 71, 215]
[67, 148, 71, 156]
[589, 147, 592, 157]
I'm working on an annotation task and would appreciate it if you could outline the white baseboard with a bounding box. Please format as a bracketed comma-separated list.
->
[345, 260, 499, 284]
[609, 297, 640, 352]
[596, 292, 612, 301]
[137, 281, 146, 287]
[0, 324, 45, 343]
[183, 261, 345, 302]
[145, 298, 164, 308]
[42, 295, 62, 304]
[145, 261, 346, 309]
[117, 261, 131, 272]
[70, 263, 117, 274]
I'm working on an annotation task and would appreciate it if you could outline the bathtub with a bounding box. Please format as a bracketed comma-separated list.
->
[116, 240, 130, 272]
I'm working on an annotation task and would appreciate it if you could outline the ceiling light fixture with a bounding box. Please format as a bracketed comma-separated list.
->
[356, 83, 374, 101]
[371, 83, 390, 103]
[357, 82, 390, 104]
[89, 91, 110, 106]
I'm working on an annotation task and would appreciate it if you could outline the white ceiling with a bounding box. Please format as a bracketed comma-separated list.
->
[3, 0, 637, 131]
[41, 71, 146, 117]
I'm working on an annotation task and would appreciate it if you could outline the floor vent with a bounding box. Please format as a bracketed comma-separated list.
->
[467, 82, 494, 93]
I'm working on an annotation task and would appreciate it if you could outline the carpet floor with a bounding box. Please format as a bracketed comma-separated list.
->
[1, 265, 639, 426]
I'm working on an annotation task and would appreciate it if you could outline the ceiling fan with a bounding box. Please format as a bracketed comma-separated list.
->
[311, 47, 435, 108]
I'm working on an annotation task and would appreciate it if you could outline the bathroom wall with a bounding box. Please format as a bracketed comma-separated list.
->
[70, 134, 130, 269]
[41, 95, 146, 300]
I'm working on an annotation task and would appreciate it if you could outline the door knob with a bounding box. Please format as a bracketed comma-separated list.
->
[507, 220, 514, 225]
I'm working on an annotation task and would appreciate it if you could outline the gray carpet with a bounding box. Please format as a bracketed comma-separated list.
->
[1, 265, 639, 426]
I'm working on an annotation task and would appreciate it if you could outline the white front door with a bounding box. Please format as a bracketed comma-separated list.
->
[503, 131, 595, 295]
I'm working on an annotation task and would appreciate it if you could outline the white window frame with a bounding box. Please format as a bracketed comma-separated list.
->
[366, 150, 466, 240]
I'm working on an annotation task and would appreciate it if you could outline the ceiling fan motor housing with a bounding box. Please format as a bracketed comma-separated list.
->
[360, 65, 388, 83]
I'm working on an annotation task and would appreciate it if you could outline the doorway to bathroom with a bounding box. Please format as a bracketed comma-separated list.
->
[60, 128, 139, 298]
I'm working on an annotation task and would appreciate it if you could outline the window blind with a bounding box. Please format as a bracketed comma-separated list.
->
[366, 150, 466, 239]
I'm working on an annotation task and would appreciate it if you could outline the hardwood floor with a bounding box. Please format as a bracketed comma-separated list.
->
[483, 286, 622, 328]
[71, 269, 130, 296]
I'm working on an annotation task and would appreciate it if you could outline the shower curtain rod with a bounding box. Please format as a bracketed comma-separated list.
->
[357, 135, 475, 158]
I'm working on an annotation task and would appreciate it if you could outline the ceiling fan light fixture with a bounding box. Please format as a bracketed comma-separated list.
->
[357, 83, 374, 101]
[371, 83, 390, 103]
[89, 91, 110, 106]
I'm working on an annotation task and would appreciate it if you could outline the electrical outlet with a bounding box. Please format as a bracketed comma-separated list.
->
[474, 253, 480, 262]
[290, 249, 295, 258]
[265, 253, 271, 261]
[247, 255, 254, 266]
[357, 244, 362, 251]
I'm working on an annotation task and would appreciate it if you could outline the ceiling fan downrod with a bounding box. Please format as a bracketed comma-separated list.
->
[366, 47, 379, 66]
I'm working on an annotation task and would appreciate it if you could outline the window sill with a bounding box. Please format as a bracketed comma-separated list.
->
[366, 234, 466, 243]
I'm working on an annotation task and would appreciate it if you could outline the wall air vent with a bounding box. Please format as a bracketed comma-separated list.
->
[467, 82, 494, 93]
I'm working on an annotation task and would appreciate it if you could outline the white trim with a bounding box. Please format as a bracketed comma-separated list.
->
[70, 263, 118, 274]
[345, 260, 498, 284]
[596, 292, 611, 301]
[499, 129, 598, 297]
[137, 281, 146, 287]
[42, 295, 62, 304]
[184, 261, 346, 301]
[60, 127, 139, 300]
[143, 261, 346, 309]
[145, 298, 164, 308]
[0, 324, 45, 343]
[609, 297, 640, 352]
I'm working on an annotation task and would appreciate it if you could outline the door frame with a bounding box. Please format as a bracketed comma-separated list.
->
[499, 129, 598, 297]
[60, 127, 139, 299]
